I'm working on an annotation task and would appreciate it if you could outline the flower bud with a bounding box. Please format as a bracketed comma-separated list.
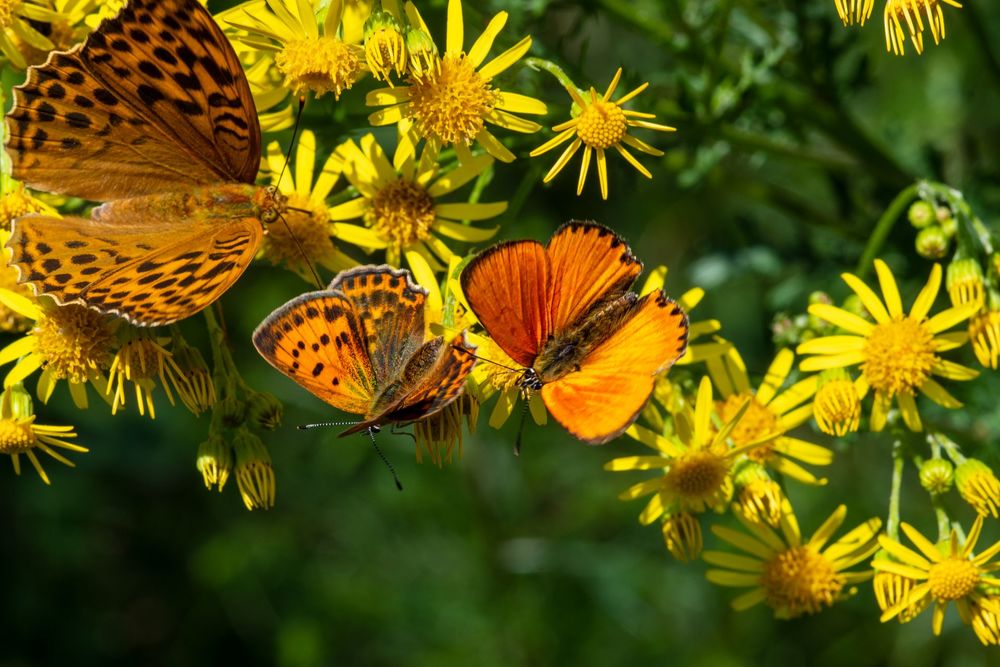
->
[915, 225, 949, 259]
[918, 458, 954, 495]
[955, 459, 1000, 517]
[907, 200, 935, 229]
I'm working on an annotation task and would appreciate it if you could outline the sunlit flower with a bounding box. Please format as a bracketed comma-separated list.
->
[873, 568, 929, 623]
[530, 67, 675, 200]
[0, 177, 57, 229]
[971, 598, 1000, 646]
[955, 458, 1000, 517]
[260, 130, 355, 282]
[812, 368, 863, 436]
[366, 0, 546, 163]
[363, 4, 406, 84]
[607, 376, 776, 524]
[0, 0, 58, 69]
[223, 0, 367, 117]
[798, 260, 979, 432]
[16, 0, 107, 62]
[705, 501, 881, 618]
[834, 0, 874, 25]
[968, 308, 1000, 369]
[946, 258, 984, 310]
[233, 428, 275, 510]
[0, 384, 85, 484]
[170, 336, 216, 415]
[918, 457, 954, 495]
[662, 511, 703, 562]
[733, 462, 784, 528]
[0, 229, 35, 333]
[107, 328, 190, 419]
[197, 433, 232, 492]
[331, 133, 505, 269]
[708, 348, 830, 485]
[874, 515, 1000, 635]
[0, 291, 115, 409]
[884, 0, 963, 56]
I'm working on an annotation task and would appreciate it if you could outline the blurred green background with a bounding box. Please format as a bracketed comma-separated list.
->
[3, 0, 1000, 665]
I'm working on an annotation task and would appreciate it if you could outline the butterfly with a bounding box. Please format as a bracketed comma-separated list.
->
[3, 0, 283, 326]
[460, 220, 689, 444]
[252, 265, 477, 436]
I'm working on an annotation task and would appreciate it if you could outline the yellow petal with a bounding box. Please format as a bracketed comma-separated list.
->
[497, 91, 548, 115]
[757, 349, 794, 405]
[478, 35, 532, 81]
[910, 263, 942, 321]
[842, 272, 891, 324]
[466, 11, 507, 68]
[433, 219, 499, 242]
[435, 201, 507, 221]
[445, 0, 463, 53]
[806, 304, 874, 336]
[874, 260, 904, 319]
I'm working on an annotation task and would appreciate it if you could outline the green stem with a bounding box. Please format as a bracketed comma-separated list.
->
[856, 183, 920, 277]
[930, 492, 951, 543]
[931, 430, 967, 466]
[887, 440, 905, 540]
[522, 57, 578, 91]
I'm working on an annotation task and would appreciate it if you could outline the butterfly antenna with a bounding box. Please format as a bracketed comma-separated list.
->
[297, 421, 359, 429]
[513, 396, 531, 457]
[276, 96, 306, 187]
[454, 348, 523, 374]
[367, 427, 404, 491]
[275, 209, 325, 290]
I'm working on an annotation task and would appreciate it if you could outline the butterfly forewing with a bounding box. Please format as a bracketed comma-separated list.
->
[460, 240, 551, 367]
[5, 0, 259, 201]
[546, 221, 643, 333]
[329, 265, 428, 384]
[252, 293, 378, 416]
[540, 291, 689, 444]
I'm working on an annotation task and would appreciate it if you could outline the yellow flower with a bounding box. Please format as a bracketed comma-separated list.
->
[733, 463, 784, 528]
[704, 501, 882, 619]
[530, 67, 675, 200]
[0, 0, 58, 69]
[662, 512, 703, 562]
[17, 0, 105, 61]
[197, 433, 232, 492]
[0, 176, 58, 229]
[798, 260, 979, 432]
[330, 133, 505, 270]
[607, 376, 776, 523]
[0, 384, 85, 484]
[0, 290, 115, 409]
[812, 368, 863, 436]
[884, 0, 963, 56]
[363, 4, 406, 84]
[709, 347, 830, 485]
[874, 515, 1000, 636]
[170, 336, 216, 415]
[968, 308, 1000, 369]
[366, 0, 546, 163]
[233, 429, 275, 511]
[955, 459, 1000, 517]
[834, 0, 874, 25]
[106, 329, 191, 419]
[223, 0, 366, 111]
[873, 568, 930, 623]
[971, 598, 1000, 646]
[946, 258, 985, 310]
[260, 130, 355, 282]
[0, 228, 35, 333]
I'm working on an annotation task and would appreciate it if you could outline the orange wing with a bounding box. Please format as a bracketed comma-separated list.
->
[541, 291, 689, 444]
[546, 221, 642, 333]
[341, 332, 477, 436]
[252, 292, 377, 416]
[5, 0, 259, 201]
[460, 240, 550, 368]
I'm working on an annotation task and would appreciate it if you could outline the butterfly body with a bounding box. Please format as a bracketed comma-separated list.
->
[3, 0, 271, 325]
[253, 266, 477, 438]
[462, 221, 689, 444]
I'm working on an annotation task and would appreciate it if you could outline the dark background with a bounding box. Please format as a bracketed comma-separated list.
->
[2, 0, 1000, 664]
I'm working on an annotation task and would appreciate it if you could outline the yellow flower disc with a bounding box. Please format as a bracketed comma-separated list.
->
[664, 450, 729, 502]
[0, 417, 36, 455]
[275, 36, 363, 99]
[367, 180, 437, 246]
[861, 318, 935, 396]
[576, 100, 628, 149]
[407, 53, 498, 145]
[927, 557, 980, 601]
[34, 305, 116, 382]
[762, 546, 844, 617]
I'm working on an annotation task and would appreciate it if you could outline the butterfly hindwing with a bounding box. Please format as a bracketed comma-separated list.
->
[460, 240, 551, 368]
[5, 0, 258, 201]
[328, 265, 427, 383]
[540, 290, 689, 444]
[252, 292, 378, 416]
[546, 221, 642, 333]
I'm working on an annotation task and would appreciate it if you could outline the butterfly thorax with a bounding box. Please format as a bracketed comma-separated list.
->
[534, 293, 639, 384]
[89, 183, 284, 227]
[366, 336, 444, 420]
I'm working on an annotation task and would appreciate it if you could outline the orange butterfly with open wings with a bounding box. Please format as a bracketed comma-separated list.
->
[461, 221, 689, 444]
[253, 265, 477, 436]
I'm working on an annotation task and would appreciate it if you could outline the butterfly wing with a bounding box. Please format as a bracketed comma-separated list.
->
[5, 0, 259, 201]
[460, 240, 550, 368]
[252, 292, 377, 416]
[340, 332, 477, 436]
[540, 291, 689, 444]
[8, 202, 261, 326]
[328, 265, 427, 383]
[546, 221, 642, 333]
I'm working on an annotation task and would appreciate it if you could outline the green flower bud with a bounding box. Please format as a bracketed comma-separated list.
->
[915, 225, 949, 259]
[908, 200, 935, 228]
[918, 458, 954, 495]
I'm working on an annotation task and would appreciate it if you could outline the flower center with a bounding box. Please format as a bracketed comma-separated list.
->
[717, 393, 779, 462]
[262, 194, 335, 270]
[0, 185, 46, 228]
[407, 52, 497, 145]
[762, 546, 844, 617]
[862, 317, 935, 396]
[0, 0, 18, 29]
[0, 417, 35, 454]
[813, 378, 861, 436]
[275, 37, 363, 100]
[665, 450, 729, 502]
[576, 99, 627, 149]
[927, 556, 980, 601]
[366, 180, 436, 247]
[34, 305, 116, 383]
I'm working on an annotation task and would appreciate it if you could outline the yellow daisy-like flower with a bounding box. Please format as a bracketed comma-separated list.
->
[0, 290, 115, 409]
[662, 511, 703, 562]
[968, 308, 1000, 369]
[873, 568, 930, 623]
[884, 0, 963, 56]
[197, 433, 232, 492]
[708, 347, 831, 485]
[0, 383, 85, 484]
[812, 368, 863, 436]
[0, 176, 58, 229]
[0, 228, 35, 333]
[797, 260, 979, 432]
[170, 335, 216, 415]
[106, 328, 192, 419]
[363, 4, 406, 85]
[955, 459, 1000, 518]
[971, 598, 1000, 646]
[874, 515, 1000, 636]
[260, 130, 355, 282]
[606, 376, 775, 524]
[733, 463, 784, 528]
[18, 0, 106, 62]
[0, 0, 58, 69]
[530, 67, 675, 200]
[330, 133, 505, 270]
[223, 0, 366, 106]
[233, 429, 275, 511]
[704, 501, 882, 619]
[366, 0, 546, 164]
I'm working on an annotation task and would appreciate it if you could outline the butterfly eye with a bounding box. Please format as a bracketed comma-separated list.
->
[261, 208, 279, 224]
